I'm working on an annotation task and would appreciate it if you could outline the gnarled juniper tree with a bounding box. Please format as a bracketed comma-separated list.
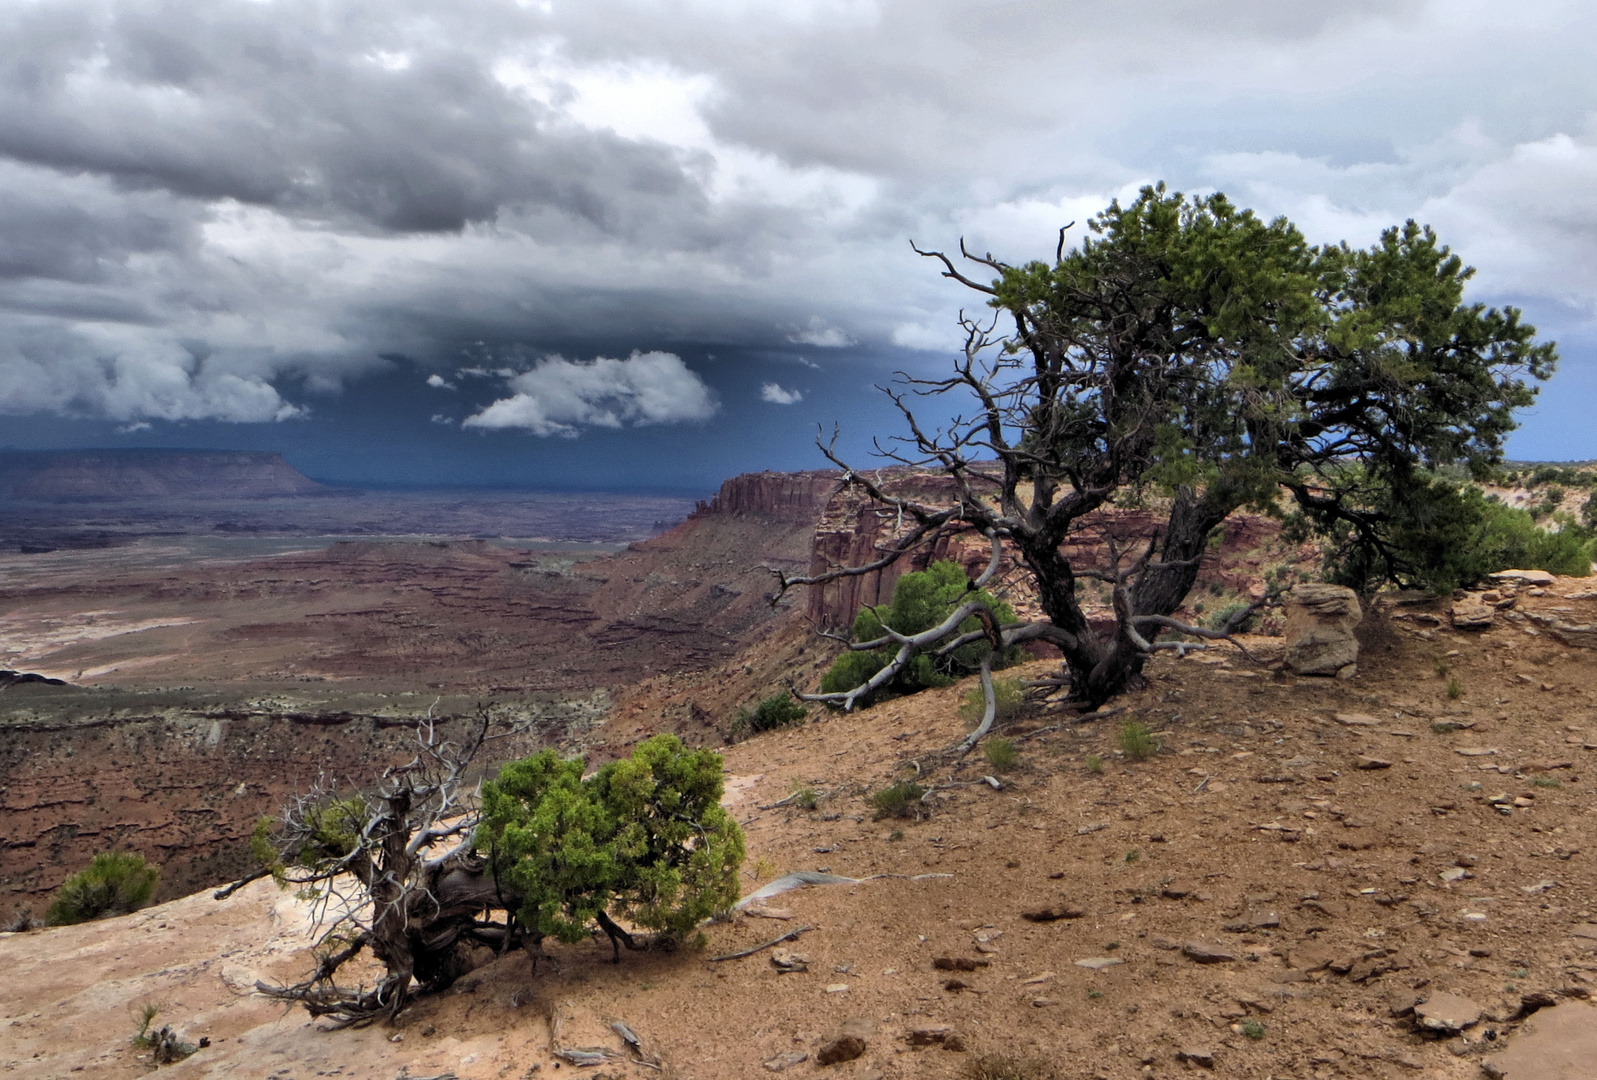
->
[227, 719, 741, 1027]
[776, 184, 1554, 717]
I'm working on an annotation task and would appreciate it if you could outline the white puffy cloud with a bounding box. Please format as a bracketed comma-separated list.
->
[788, 316, 853, 348]
[463, 351, 718, 436]
[761, 382, 803, 404]
[426, 373, 456, 389]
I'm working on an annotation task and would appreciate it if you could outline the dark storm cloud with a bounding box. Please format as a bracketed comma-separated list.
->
[0, 0, 1593, 436]
[0, 0, 715, 235]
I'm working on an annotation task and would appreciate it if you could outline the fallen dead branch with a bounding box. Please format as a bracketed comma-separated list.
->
[708, 925, 815, 962]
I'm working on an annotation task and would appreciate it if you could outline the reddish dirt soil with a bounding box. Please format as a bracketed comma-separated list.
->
[6, 582, 1597, 1080]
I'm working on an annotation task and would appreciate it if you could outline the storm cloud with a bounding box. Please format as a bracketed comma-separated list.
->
[1, 0, 1594, 440]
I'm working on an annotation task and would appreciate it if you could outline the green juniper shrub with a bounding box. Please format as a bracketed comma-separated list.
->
[730, 690, 808, 739]
[1207, 601, 1257, 633]
[45, 852, 160, 926]
[819, 561, 1023, 707]
[480, 734, 745, 946]
[870, 781, 928, 820]
[1312, 474, 1594, 593]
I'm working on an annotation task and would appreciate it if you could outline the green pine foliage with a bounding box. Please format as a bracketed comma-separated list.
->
[819, 560, 1022, 706]
[480, 734, 745, 945]
[45, 852, 160, 925]
[730, 690, 808, 739]
[1310, 474, 1594, 593]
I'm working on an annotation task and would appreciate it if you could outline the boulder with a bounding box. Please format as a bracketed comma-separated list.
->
[1283, 583, 1362, 675]
[1452, 597, 1497, 630]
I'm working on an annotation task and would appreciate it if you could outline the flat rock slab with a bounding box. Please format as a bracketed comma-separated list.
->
[1074, 957, 1124, 970]
[1414, 990, 1482, 1032]
[1483, 1001, 1597, 1079]
[1334, 713, 1381, 727]
[1182, 942, 1237, 964]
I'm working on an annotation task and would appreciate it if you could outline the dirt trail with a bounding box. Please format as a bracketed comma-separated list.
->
[6, 580, 1597, 1079]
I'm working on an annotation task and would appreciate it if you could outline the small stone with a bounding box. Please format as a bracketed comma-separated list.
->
[1160, 881, 1193, 899]
[1182, 942, 1237, 964]
[770, 950, 810, 973]
[932, 957, 989, 972]
[815, 1018, 874, 1066]
[1414, 991, 1483, 1033]
[1334, 712, 1381, 727]
[1074, 957, 1125, 970]
[1177, 1046, 1216, 1068]
[1021, 971, 1057, 984]
[1440, 867, 1469, 882]
[1021, 904, 1086, 922]
[1455, 747, 1499, 757]
[1567, 923, 1597, 940]
[763, 1051, 808, 1072]
[943, 978, 971, 992]
[905, 1025, 956, 1047]
[823, 984, 849, 994]
[1031, 997, 1060, 1007]
[1357, 756, 1393, 770]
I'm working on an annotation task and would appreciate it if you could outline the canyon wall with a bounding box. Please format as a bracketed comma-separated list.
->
[0, 449, 329, 500]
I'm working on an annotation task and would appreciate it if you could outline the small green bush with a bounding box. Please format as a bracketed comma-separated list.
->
[1207, 601, 1256, 632]
[820, 561, 1023, 707]
[1085, 753, 1104, 775]
[983, 738, 1019, 772]
[481, 734, 745, 944]
[958, 677, 1027, 728]
[45, 852, 159, 926]
[1446, 676, 1465, 699]
[1117, 721, 1157, 762]
[730, 691, 808, 739]
[1241, 1018, 1266, 1040]
[870, 781, 927, 820]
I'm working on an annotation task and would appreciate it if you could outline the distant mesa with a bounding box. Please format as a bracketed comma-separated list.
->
[0, 449, 333, 501]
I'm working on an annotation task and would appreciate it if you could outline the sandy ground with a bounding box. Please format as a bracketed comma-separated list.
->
[6, 581, 1597, 1079]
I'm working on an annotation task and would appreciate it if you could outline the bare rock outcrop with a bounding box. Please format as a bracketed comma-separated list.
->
[1283, 583, 1362, 676]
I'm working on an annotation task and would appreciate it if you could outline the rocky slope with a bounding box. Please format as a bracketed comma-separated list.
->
[5, 583, 1597, 1079]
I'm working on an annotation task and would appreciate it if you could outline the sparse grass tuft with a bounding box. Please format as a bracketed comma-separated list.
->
[871, 781, 927, 820]
[958, 677, 1028, 729]
[1085, 753, 1104, 775]
[1435, 657, 1452, 678]
[1117, 721, 1158, 762]
[889, 828, 904, 842]
[983, 738, 1019, 772]
[1241, 1018, 1266, 1040]
[1123, 850, 1140, 865]
[1446, 676, 1465, 700]
[750, 856, 776, 880]
[960, 1053, 1060, 1080]
[787, 779, 819, 810]
[1532, 777, 1563, 789]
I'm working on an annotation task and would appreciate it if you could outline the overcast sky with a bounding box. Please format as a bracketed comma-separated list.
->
[2, 0, 1595, 488]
